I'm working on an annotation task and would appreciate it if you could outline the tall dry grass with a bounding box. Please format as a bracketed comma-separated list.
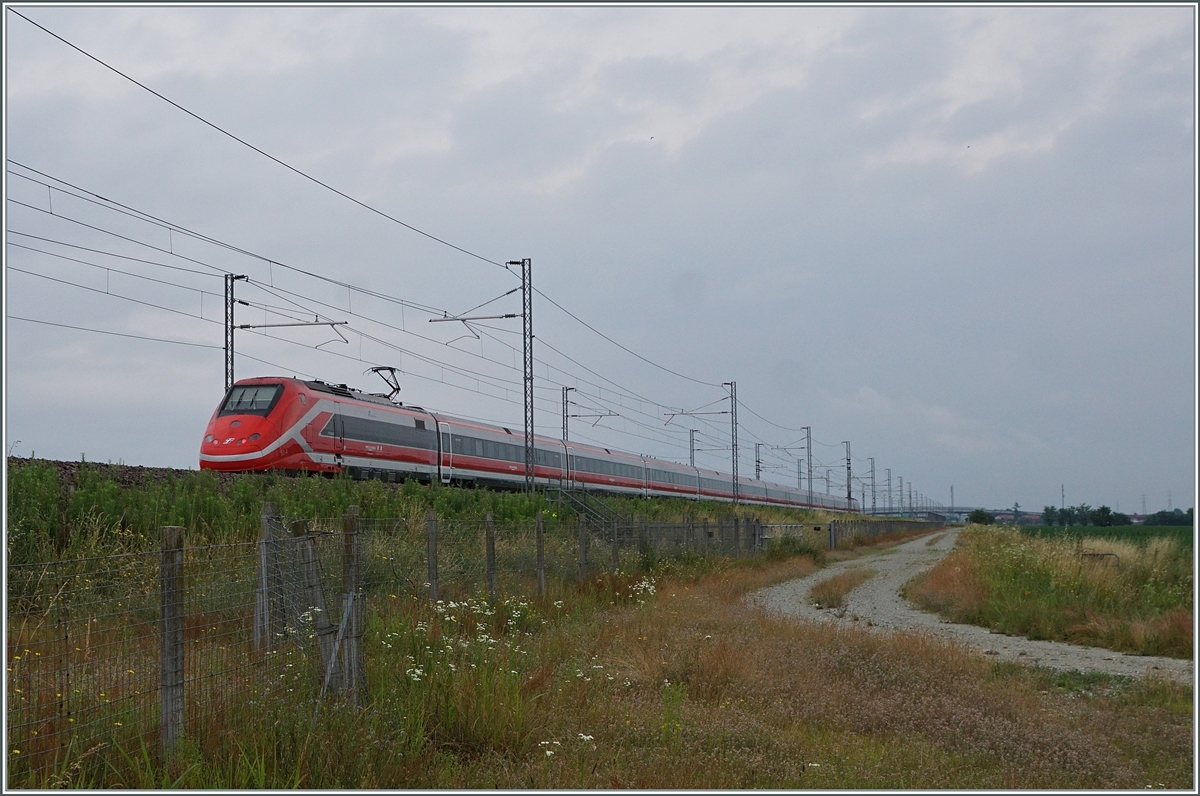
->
[12, 537, 1192, 789]
[810, 569, 876, 609]
[904, 527, 1193, 658]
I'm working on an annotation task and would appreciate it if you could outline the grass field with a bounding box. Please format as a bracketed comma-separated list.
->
[6, 464, 1193, 788]
[1019, 524, 1193, 548]
[5, 457, 845, 565]
[904, 526, 1193, 658]
[24, 538, 1191, 789]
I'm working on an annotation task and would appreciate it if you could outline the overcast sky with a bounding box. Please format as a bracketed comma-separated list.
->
[4, 5, 1195, 513]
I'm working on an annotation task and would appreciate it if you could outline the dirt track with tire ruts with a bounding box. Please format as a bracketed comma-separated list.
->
[751, 528, 1194, 683]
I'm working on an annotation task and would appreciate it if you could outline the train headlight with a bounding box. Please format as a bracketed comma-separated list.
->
[204, 435, 214, 443]
[249, 433, 261, 442]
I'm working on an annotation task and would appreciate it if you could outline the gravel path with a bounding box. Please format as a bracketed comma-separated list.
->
[752, 528, 1194, 683]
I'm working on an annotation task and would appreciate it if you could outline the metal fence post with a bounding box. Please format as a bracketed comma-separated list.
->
[343, 506, 364, 705]
[578, 516, 589, 582]
[159, 525, 184, 758]
[733, 517, 741, 558]
[535, 512, 546, 596]
[485, 512, 497, 599]
[426, 508, 438, 603]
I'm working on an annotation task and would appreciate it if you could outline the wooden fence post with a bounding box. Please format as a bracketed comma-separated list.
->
[293, 520, 338, 693]
[535, 512, 546, 596]
[578, 516, 589, 582]
[253, 502, 278, 650]
[426, 508, 438, 603]
[159, 526, 184, 758]
[485, 512, 497, 599]
[343, 506, 364, 705]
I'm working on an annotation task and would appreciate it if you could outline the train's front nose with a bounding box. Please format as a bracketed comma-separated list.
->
[199, 382, 285, 470]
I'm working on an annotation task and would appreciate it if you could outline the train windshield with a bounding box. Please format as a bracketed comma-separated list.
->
[219, 384, 283, 417]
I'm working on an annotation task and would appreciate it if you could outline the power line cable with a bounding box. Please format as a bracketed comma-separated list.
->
[15, 168, 718, 426]
[8, 164, 450, 315]
[8, 241, 223, 299]
[6, 10, 510, 274]
[9, 266, 216, 325]
[532, 287, 720, 388]
[9, 165, 850, 469]
[6, 229, 224, 279]
[9, 315, 221, 349]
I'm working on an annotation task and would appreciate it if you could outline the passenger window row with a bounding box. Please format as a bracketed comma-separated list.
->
[450, 434, 562, 468]
[648, 468, 697, 487]
[574, 456, 641, 480]
[322, 414, 437, 449]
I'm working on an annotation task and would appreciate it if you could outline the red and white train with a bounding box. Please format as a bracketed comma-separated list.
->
[199, 376, 857, 511]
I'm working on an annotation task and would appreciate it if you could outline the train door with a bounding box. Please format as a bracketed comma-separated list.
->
[439, 423, 452, 484]
[307, 409, 344, 464]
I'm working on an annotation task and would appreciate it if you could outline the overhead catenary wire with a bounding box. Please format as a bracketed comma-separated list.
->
[7, 165, 449, 315]
[6, 229, 225, 280]
[11, 161, 808, 453]
[5, 10, 510, 274]
[8, 316, 311, 375]
[2, 14, 729, 390]
[13, 163, 732, 432]
[5, 99, 899, 488]
[9, 316, 222, 350]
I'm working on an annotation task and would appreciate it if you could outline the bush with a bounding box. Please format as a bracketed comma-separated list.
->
[967, 509, 994, 525]
[1145, 509, 1194, 527]
[765, 534, 825, 564]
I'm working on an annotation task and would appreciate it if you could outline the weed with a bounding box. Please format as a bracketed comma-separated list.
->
[904, 528, 1193, 658]
[810, 569, 876, 610]
[766, 535, 825, 564]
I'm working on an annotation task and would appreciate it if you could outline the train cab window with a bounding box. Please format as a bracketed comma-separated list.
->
[219, 384, 282, 417]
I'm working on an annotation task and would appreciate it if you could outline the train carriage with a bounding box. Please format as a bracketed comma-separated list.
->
[200, 376, 859, 512]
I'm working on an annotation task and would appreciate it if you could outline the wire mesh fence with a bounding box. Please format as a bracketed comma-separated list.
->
[7, 550, 161, 780]
[7, 502, 944, 785]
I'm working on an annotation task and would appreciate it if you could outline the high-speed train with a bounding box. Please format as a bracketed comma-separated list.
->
[199, 376, 857, 511]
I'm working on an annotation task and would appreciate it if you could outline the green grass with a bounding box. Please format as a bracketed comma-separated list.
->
[905, 527, 1194, 658]
[6, 458, 857, 566]
[8, 532, 1192, 789]
[1019, 524, 1193, 548]
[15, 465, 1190, 788]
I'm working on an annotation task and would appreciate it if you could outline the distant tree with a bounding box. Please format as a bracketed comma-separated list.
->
[1042, 506, 1058, 526]
[1145, 508, 1194, 527]
[1090, 505, 1113, 527]
[1060, 506, 1077, 526]
[1111, 512, 1132, 526]
[968, 509, 995, 525]
[1075, 504, 1092, 526]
